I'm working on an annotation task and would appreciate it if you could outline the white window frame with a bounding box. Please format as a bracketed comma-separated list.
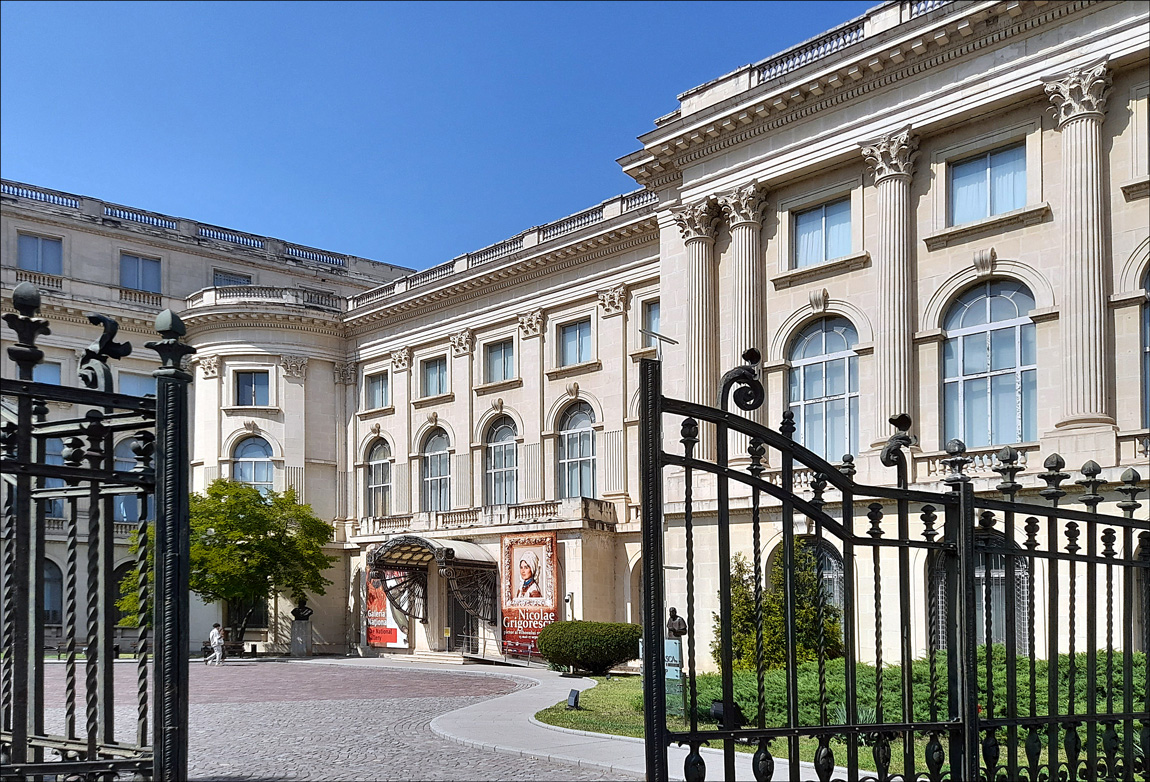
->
[365, 439, 393, 517]
[213, 269, 253, 287]
[557, 402, 596, 499]
[232, 436, 275, 496]
[787, 317, 860, 461]
[558, 318, 593, 367]
[365, 371, 390, 410]
[641, 298, 661, 348]
[421, 429, 451, 512]
[119, 251, 162, 294]
[484, 416, 518, 506]
[420, 356, 448, 398]
[775, 179, 862, 275]
[484, 338, 516, 384]
[225, 363, 279, 410]
[17, 233, 64, 276]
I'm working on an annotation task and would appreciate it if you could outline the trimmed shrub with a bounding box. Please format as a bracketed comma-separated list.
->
[536, 620, 643, 674]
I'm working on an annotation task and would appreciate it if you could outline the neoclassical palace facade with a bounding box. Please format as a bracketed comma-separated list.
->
[3, 0, 1148, 664]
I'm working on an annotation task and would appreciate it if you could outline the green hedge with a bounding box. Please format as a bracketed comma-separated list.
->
[536, 621, 642, 674]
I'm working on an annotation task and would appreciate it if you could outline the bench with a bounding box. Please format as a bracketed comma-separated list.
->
[52, 641, 138, 659]
[200, 640, 251, 660]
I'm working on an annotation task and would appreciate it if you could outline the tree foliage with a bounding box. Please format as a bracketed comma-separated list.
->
[711, 542, 844, 672]
[118, 478, 336, 639]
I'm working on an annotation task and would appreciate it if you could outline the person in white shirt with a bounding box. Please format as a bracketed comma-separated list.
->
[208, 623, 224, 666]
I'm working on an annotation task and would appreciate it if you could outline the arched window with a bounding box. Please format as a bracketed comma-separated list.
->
[233, 436, 274, 496]
[113, 439, 154, 523]
[943, 280, 1036, 447]
[558, 402, 596, 499]
[765, 537, 845, 611]
[43, 559, 62, 625]
[421, 428, 451, 513]
[365, 440, 392, 517]
[485, 416, 518, 506]
[927, 533, 1030, 654]
[111, 561, 135, 627]
[788, 317, 859, 460]
[1141, 271, 1149, 428]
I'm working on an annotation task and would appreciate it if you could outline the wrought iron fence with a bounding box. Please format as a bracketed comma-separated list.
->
[1, 281, 194, 781]
[639, 351, 1149, 782]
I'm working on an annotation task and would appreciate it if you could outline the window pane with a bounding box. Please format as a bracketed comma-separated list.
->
[848, 355, 858, 393]
[644, 301, 660, 347]
[33, 362, 61, 385]
[849, 396, 859, 457]
[803, 363, 824, 400]
[824, 199, 851, 260]
[253, 373, 269, 406]
[41, 237, 62, 275]
[214, 270, 251, 286]
[120, 372, 156, 397]
[18, 234, 38, 271]
[141, 258, 162, 293]
[578, 321, 591, 362]
[562, 324, 579, 365]
[943, 338, 959, 378]
[825, 358, 846, 396]
[989, 145, 1026, 215]
[990, 328, 1016, 371]
[1021, 369, 1036, 442]
[990, 374, 1016, 444]
[1020, 323, 1035, 366]
[964, 377, 989, 447]
[962, 333, 987, 375]
[794, 207, 824, 267]
[944, 381, 960, 442]
[237, 373, 253, 405]
[827, 397, 846, 463]
[951, 156, 988, 225]
[804, 401, 825, 457]
[788, 370, 801, 403]
[120, 255, 139, 290]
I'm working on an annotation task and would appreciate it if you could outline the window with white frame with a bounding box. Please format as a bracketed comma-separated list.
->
[214, 269, 252, 286]
[33, 362, 62, 385]
[485, 340, 514, 383]
[485, 416, 517, 506]
[233, 436, 274, 495]
[788, 318, 860, 461]
[642, 300, 660, 347]
[43, 559, 63, 625]
[421, 357, 447, 397]
[421, 428, 451, 512]
[942, 280, 1036, 448]
[1142, 271, 1149, 428]
[17, 234, 62, 275]
[120, 253, 162, 294]
[558, 402, 595, 499]
[119, 372, 156, 397]
[949, 143, 1026, 226]
[114, 438, 154, 522]
[560, 319, 592, 366]
[43, 438, 65, 519]
[793, 197, 851, 268]
[365, 372, 389, 409]
[365, 440, 392, 517]
[235, 371, 270, 406]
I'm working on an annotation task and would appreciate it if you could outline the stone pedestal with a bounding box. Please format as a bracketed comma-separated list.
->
[291, 619, 313, 657]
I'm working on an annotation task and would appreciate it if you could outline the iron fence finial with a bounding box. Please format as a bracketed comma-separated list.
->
[1038, 453, 1069, 506]
[4, 281, 50, 379]
[718, 348, 764, 412]
[1115, 468, 1143, 518]
[941, 439, 971, 487]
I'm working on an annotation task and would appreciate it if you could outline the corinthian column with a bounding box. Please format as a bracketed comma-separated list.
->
[672, 198, 721, 457]
[1045, 61, 1114, 428]
[862, 126, 918, 445]
[721, 182, 767, 425]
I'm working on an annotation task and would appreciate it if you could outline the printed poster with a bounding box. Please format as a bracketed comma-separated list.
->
[366, 569, 409, 649]
[500, 532, 558, 656]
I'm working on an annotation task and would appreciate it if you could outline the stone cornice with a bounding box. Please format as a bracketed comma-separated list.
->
[177, 308, 344, 339]
[622, 0, 1102, 187]
[0, 296, 160, 336]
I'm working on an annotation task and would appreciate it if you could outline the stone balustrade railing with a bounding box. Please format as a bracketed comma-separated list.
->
[914, 443, 1040, 481]
[759, 19, 865, 82]
[186, 285, 346, 313]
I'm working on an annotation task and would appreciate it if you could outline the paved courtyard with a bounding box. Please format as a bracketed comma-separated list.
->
[42, 660, 626, 781]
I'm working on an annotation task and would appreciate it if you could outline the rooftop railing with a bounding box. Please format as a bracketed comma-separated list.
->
[186, 285, 346, 313]
[1, 181, 79, 209]
[759, 19, 866, 82]
[104, 205, 178, 230]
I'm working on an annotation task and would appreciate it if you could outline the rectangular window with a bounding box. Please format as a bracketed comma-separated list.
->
[642, 300, 660, 347]
[17, 234, 63, 275]
[235, 371, 269, 406]
[366, 372, 389, 409]
[120, 253, 162, 293]
[421, 357, 447, 397]
[119, 372, 156, 397]
[485, 340, 514, 383]
[794, 197, 850, 268]
[949, 144, 1026, 226]
[214, 270, 252, 286]
[33, 362, 62, 385]
[560, 319, 592, 366]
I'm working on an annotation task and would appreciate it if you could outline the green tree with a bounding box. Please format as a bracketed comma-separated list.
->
[118, 478, 336, 639]
[712, 542, 844, 671]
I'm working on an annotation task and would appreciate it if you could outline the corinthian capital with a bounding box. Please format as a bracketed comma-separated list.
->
[1044, 60, 1111, 128]
[720, 182, 767, 227]
[671, 199, 721, 242]
[861, 126, 918, 183]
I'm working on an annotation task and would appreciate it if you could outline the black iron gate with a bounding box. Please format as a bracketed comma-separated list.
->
[639, 352, 1149, 782]
[1, 282, 194, 781]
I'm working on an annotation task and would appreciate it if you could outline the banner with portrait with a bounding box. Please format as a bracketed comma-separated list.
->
[365, 569, 409, 649]
[500, 532, 558, 656]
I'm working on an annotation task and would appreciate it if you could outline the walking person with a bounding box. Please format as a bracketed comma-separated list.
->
[208, 622, 224, 666]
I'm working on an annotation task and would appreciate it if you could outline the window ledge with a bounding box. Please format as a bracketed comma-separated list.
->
[630, 346, 657, 362]
[1120, 175, 1149, 202]
[923, 203, 1050, 250]
[770, 252, 870, 290]
[222, 405, 279, 414]
[474, 377, 523, 396]
[412, 392, 454, 409]
[545, 359, 602, 380]
[356, 406, 395, 418]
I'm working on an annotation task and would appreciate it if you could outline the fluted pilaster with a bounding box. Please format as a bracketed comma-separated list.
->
[721, 183, 767, 425]
[673, 199, 721, 457]
[1045, 61, 1114, 428]
[862, 127, 918, 444]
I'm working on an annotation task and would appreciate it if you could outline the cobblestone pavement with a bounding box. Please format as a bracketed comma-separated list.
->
[42, 660, 626, 781]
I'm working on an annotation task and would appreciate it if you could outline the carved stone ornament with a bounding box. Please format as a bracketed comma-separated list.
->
[1044, 60, 1111, 128]
[426, 411, 438, 427]
[809, 287, 830, 312]
[597, 284, 628, 317]
[671, 199, 721, 242]
[566, 381, 580, 399]
[243, 420, 260, 433]
[198, 355, 219, 379]
[861, 126, 919, 183]
[720, 182, 767, 227]
[518, 309, 544, 339]
[491, 397, 504, 414]
[370, 422, 382, 435]
[973, 248, 997, 277]
[333, 362, 356, 385]
[450, 328, 475, 356]
[280, 355, 308, 378]
[391, 347, 412, 372]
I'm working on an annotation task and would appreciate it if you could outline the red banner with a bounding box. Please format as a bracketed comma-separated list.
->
[366, 571, 407, 648]
[500, 532, 558, 656]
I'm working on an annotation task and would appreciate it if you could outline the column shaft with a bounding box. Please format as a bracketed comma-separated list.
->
[873, 173, 913, 440]
[729, 220, 765, 424]
[686, 235, 719, 456]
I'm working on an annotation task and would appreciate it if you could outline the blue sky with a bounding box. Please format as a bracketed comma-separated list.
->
[1, 1, 874, 272]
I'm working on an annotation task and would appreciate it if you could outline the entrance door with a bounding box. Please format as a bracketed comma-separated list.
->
[448, 592, 478, 654]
